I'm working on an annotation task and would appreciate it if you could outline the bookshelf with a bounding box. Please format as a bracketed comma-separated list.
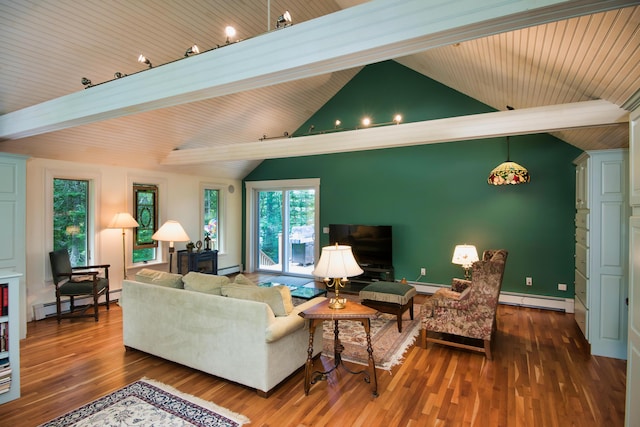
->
[0, 272, 21, 404]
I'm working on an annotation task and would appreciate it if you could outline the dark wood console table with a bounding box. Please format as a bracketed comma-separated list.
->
[177, 250, 218, 275]
[299, 300, 378, 397]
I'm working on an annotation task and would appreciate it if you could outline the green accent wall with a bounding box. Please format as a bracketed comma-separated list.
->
[244, 61, 583, 298]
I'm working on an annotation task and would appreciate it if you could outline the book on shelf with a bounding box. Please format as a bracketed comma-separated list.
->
[0, 322, 7, 352]
[0, 283, 7, 316]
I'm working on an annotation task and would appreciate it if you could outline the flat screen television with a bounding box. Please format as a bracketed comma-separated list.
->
[329, 224, 392, 268]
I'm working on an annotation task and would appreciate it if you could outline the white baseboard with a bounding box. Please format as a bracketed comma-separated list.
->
[409, 281, 574, 312]
[218, 264, 241, 275]
[32, 289, 121, 321]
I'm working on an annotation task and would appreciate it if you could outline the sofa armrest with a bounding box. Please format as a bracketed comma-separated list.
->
[265, 297, 326, 343]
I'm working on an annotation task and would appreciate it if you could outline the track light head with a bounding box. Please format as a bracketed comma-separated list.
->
[185, 44, 200, 57]
[225, 26, 236, 43]
[276, 11, 292, 28]
[81, 77, 92, 88]
[137, 54, 152, 68]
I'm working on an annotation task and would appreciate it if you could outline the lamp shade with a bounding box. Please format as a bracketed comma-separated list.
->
[152, 220, 190, 243]
[451, 244, 479, 268]
[312, 244, 364, 279]
[108, 212, 139, 229]
[488, 161, 530, 185]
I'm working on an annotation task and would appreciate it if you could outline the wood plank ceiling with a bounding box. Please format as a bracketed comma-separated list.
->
[0, 0, 639, 179]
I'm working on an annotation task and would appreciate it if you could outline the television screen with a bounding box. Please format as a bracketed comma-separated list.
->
[329, 224, 392, 268]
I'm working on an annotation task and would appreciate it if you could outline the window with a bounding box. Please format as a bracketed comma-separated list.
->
[53, 178, 89, 266]
[202, 188, 219, 250]
[133, 183, 158, 263]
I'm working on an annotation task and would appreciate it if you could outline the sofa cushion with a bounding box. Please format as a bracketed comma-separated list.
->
[233, 273, 257, 286]
[135, 268, 183, 288]
[221, 283, 293, 316]
[183, 272, 230, 295]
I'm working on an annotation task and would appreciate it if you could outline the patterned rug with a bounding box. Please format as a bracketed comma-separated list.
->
[38, 378, 250, 427]
[322, 301, 421, 371]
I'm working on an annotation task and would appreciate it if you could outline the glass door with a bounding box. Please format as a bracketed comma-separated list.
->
[255, 188, 317, 275]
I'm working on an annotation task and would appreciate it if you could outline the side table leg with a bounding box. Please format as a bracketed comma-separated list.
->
[363, 318, 378, 397]
[333, 320, 343, 366]
[304, 320, 318, 396]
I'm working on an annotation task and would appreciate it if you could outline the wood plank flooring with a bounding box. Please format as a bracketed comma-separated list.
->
[0, 275, 627, 426]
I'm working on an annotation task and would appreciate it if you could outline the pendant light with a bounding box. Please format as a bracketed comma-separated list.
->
[487, 136, 530, 185]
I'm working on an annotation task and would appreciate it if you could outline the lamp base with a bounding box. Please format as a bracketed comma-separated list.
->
[328, 298, 347, 309]
[325, 277, 347, 309]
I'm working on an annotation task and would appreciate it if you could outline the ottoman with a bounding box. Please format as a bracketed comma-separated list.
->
[359, 281, 417, 332]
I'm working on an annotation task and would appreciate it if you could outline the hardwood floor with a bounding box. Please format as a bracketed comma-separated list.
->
[0, 276, 627, 426]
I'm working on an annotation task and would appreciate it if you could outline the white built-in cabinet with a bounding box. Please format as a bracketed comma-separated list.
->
[0, 153, 26, 404]
[574, 150, 629, 360]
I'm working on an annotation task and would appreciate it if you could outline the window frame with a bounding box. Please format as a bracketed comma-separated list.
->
[127, 175, 167, 267]
[133, 183, 158, 251]
[45, 168, 101, 278]
[52, 178, 90, 266]
[200, 182, 225, 253]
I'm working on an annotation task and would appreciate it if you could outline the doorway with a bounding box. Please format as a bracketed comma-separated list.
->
[245, 179, 320, 276]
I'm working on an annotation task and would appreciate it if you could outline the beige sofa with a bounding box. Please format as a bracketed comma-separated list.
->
[121, 270, 325, 397]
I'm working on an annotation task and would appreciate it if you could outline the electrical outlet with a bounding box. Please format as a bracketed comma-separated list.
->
[558, 283, 567, 291]
[420, 267, 426, 276]
[526, 277, 532, 286]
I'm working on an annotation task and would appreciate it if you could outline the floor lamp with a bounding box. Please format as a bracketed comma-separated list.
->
[152, 220, 190, 273]
[108, 212, 139, 279]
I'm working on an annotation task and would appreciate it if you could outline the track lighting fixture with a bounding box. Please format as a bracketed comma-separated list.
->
[81, 77, 92, 88]
[259, 131, 290, 141]
[184, 44, 200, 57]
[225, 26, 236, 44]
[114, 72, 126, 79]
[137, 54, 152, 68]
[276, 11, 292, 28]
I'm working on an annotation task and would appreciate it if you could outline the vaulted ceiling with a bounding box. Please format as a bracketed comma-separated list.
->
[1, 0, 639, 179]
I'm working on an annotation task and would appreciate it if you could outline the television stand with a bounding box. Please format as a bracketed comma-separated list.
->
[342, 266, 395, 294]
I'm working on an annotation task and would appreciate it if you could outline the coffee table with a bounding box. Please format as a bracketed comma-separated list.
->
[258, 281, 327, 300]
[298, 299, 379, 397]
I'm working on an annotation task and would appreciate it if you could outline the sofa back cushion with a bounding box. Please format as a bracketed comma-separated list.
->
[135, 268, 184, 288]
[221, 283, 293, 316]
[233, 273, 257, 286]
[183, 272, 230, 295]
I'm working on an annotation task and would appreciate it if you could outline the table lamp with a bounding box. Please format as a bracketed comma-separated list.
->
[108, 212, 139, 279]
[152, 220, 190, 273]
[452, 244, 479, 280]
[312, 244, 363, 309]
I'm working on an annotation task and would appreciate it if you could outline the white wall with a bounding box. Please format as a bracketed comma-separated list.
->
[25, 157, 242, 321]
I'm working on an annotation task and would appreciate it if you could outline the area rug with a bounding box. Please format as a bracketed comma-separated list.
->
[322, 302, 421, 371]
[38, 378, 250, 427]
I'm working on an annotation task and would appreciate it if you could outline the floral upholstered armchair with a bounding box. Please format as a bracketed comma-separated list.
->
[420, 249, 508, 359]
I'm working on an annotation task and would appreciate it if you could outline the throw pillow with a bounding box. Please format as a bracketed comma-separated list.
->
[233, 273, 257, 286]
[221, 283, 293, 316]
[183, 272, 230, 295]
[135, 268, 183, 289]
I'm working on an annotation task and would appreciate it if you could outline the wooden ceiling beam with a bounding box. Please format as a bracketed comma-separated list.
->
[162, 100, 628, 164]
[1, 0, 634, 141]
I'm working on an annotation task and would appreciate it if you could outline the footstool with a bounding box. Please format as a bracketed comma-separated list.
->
[359, 281, 417, 332]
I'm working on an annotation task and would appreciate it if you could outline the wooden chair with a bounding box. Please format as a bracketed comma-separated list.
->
[49, 249, 111, 322]
[420, 249, 508, 359]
